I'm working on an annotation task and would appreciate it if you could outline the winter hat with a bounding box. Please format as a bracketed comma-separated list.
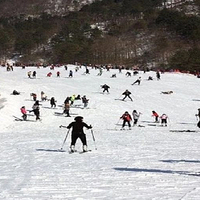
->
[75, 116, 83, 121]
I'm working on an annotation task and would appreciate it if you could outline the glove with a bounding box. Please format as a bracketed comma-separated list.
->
[89, 125, 92, 129]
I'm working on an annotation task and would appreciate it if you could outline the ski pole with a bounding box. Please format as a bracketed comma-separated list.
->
[114, 118, 121, 130]
[59, 125, 68, 128]
[60, 129, 70, 150]
[91, 129, 97, 150]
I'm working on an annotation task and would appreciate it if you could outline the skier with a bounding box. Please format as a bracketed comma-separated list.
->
[66, 116, 92, 152]
[69, 70, 73, 78]
[97, 68, 103, 76]
[20, 106, 27, 121]
[111, 74, 116, 78]
[132, 110, 141, 126]
[57, 71, 60, 77]
[122, 89, 133, 101]
[152, 111, 159, 122]
[50, 97, 56, 108]
[64, 97, 71, 104]
[31, 100, 41, 121]
[82, 95, 89, 108]
[63, 101, 70, 117]
[195, 108, 200, 128]
[126, 72, 131, 77]
[160, 114, 168, 126]
[120, 111, 132, 130]
[70, 95, 76, 105]
[75, 95, 81, 100]
[12, 90, 20, 95]
[132, 77, 141, 85]
[27, 71, 32, 78]
[85, 68, 90, 74]
[47, 72, 52, 77]
[41, 91, 47, 101]
[101, 84, 110, 93]
[30, 93, 37, 101]
[148, 76, 153, 80]
[156, 71, 161, 80]
[32, 71, 36, 78]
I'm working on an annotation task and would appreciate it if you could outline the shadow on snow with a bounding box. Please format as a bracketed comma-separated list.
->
[160, 159, 200, 163]
[36, 148, 66, 152]
[114, 167, 200, 177]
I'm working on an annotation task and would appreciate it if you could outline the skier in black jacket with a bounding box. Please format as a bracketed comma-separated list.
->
[101, 84, 110, 93]
[50, 97, 56, 108]
[30, 100, 40, 120]
[67, 116, 92, 152]
[122, 89, 133, 101]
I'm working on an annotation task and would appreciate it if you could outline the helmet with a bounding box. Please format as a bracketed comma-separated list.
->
[75, 116, 83, 121]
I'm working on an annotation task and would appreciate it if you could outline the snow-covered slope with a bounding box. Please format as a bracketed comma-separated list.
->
[0, 65, 200, 199]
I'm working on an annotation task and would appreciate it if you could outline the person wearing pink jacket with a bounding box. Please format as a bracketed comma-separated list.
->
[20, 106, 27, 121]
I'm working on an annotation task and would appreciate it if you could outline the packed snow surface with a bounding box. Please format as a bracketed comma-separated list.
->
[0, 65, 200, 200]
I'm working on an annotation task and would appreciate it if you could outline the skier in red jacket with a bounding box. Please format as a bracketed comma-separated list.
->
[120, 111, 132, 130]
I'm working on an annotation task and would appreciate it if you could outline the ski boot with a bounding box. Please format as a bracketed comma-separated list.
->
[70, 145, 75, 153]
[83, 145, 87, 152]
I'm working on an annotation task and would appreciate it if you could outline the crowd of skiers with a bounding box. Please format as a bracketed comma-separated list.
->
[11, 65, 200, 153]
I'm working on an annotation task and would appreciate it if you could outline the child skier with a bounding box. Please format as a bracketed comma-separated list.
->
[160, 114, 168, 126]
[152, 111, 159, 122]
[20, 106, 27, 121]
[66, 116, 92, 152]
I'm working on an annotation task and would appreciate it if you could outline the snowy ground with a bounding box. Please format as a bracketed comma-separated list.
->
[0, 65, 200, 200]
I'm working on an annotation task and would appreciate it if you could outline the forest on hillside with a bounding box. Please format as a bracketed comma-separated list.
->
[1, 0, 200, 71]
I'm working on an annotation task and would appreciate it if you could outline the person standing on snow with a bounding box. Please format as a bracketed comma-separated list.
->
[101, 84, 110, 93]
[152, 111, 159, 122]
[122, 89, 133, 101]
[70, 95, 76, 105]
[66, 116, 92, 152]
[27, 71, 32, 78]
[41, 91, 47, 101]
[69, 70, 73, 78]
[63, 101, 70, 117]
[32, 71, 36, 78]
[57, 71, 60, 77]
[50, 97, 56, 108]
[20, 106, 27, 121]
[30, 100, 41, 121]
[120, 111, 132, 130]
[160, 114, 168, 126]
[156, 71, 161, 80]
[132, 110, 141, 126]
[82, 95, 89, 108]
[195, 108, 200, 128]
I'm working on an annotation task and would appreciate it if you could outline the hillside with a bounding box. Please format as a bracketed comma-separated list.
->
[0, 0, 96, 17]
[0, 65, 200, 199]
[0, 0, 200, 71]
